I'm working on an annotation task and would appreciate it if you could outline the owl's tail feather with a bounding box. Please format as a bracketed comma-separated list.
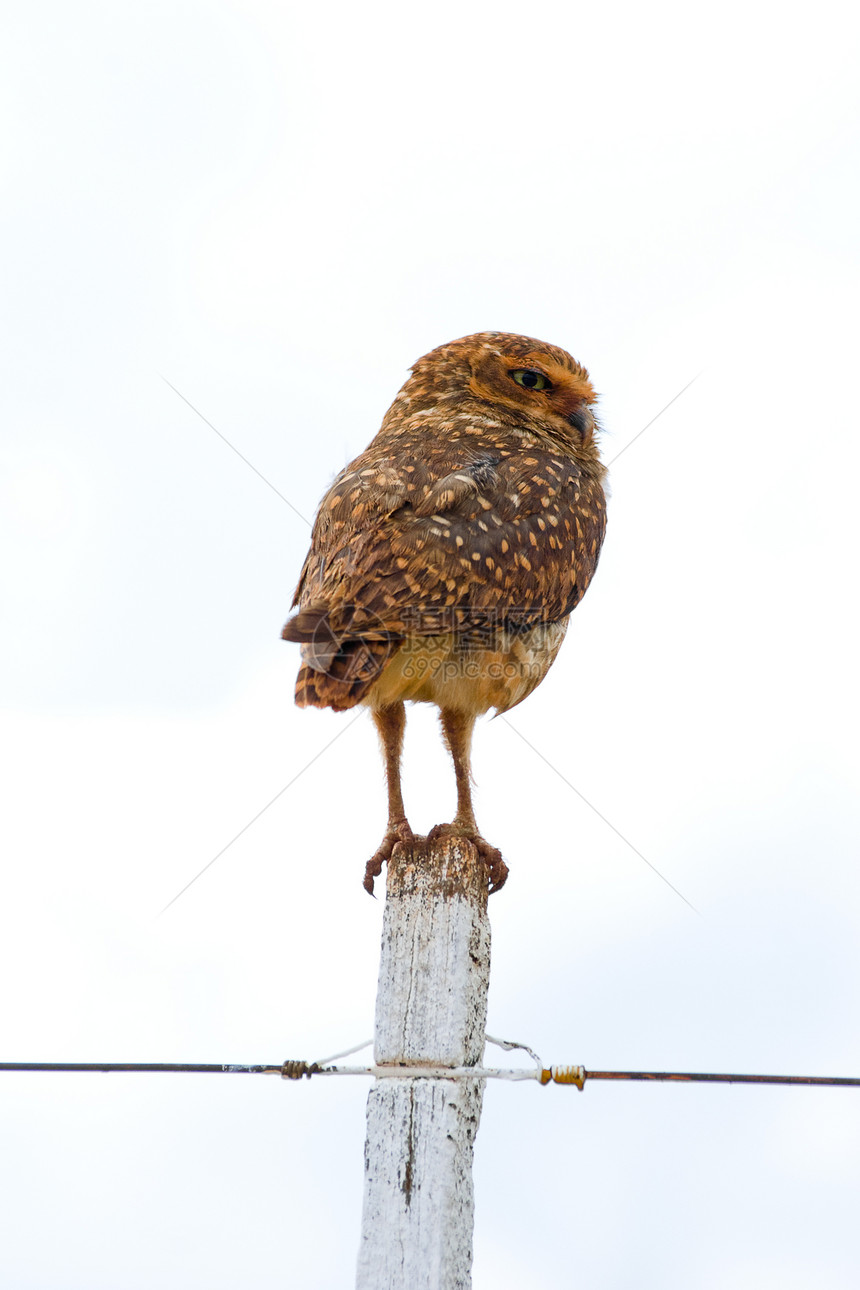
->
[281, 604, 328, 644]
[283, 603, 400, 710]
[294, 637, 399, 711]
[295, 664, 356, 710]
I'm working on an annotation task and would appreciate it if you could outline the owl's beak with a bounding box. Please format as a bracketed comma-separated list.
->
[567, 407, 590, 439]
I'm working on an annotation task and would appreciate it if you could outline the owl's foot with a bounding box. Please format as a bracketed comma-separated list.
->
[363, 818, 415, 896]
[426, 823, 509, 894]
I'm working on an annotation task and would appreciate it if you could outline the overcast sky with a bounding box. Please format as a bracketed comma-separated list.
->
[2, 1, 860, 1286]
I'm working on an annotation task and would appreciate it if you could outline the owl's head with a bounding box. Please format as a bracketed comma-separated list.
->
[405, 331, 600, 452]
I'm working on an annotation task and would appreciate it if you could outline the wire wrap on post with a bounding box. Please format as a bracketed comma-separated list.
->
[540, 1065, 587, 1089]
[279, 1060, 319, 1080]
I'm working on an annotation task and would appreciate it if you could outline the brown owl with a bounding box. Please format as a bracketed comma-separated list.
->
[282, 332, 607, 893]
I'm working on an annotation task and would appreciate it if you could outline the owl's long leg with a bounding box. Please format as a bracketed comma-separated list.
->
[440, 708, 479, 831]
[363, 702, 414, 894]
[429, 707, 509, 893]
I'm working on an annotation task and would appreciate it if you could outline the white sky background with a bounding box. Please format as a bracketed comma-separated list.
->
[1, 0, 859, 1285]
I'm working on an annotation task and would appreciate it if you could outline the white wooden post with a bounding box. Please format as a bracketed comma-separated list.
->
[356, 836, 491, 1290]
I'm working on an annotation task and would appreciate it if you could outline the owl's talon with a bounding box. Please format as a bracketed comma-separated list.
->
[363, 820, 414, 895]
[478, 840, 509, 894]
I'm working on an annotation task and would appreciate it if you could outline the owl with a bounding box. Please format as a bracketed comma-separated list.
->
[282, 332, 607, 893]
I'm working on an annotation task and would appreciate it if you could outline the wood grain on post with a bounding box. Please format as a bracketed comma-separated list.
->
[356, 836, 491, 1290]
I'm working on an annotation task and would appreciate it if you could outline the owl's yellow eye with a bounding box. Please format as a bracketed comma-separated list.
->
[510, 369, 552, 392]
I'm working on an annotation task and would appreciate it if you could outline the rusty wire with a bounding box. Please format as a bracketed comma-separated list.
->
[2, 1060, 859, 1089]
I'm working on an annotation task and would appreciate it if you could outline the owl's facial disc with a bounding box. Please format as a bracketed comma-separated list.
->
[468, 346, 596, 446]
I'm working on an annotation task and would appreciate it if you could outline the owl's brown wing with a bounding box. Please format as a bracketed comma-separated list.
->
[283, 448, 605, 709]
